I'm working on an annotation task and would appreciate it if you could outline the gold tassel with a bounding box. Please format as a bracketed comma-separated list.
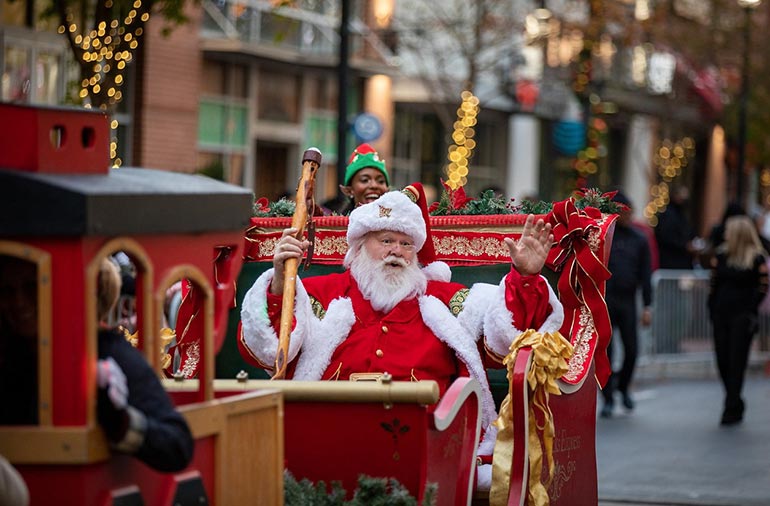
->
[490, 329, 573, 506]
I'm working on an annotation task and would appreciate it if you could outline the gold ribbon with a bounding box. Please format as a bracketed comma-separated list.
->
[123, 326, 176, 369]
[490, 329, 573, 506]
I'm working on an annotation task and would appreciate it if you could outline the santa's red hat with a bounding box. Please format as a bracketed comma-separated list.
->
[402, 183, 451, 282]
[401, 183, 436, 263]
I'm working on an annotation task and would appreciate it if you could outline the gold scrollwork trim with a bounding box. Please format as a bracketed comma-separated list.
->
[563, 305, 594, 382]
[434, 236, 509, 259]
[314, 236, 349, 256]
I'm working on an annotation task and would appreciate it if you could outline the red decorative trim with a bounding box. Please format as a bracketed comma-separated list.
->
[546, 201, 617, 387]
[245, 215, 532, 266]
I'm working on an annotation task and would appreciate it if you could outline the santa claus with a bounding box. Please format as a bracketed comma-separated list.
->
[239, 185, 563, 489]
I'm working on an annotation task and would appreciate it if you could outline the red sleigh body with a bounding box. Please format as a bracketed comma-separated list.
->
[222, 210, 616, 505]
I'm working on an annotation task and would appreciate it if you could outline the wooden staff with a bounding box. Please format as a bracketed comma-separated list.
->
[273, 147, 322, 379]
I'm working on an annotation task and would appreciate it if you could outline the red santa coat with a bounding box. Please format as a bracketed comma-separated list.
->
[239, 266, 564, 439]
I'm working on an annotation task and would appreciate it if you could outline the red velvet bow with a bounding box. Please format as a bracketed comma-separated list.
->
[546, 199, 613, 386]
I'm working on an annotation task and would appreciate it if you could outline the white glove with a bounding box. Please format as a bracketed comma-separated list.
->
[97, 357, 128, 411]
[476, 463, 492, 491]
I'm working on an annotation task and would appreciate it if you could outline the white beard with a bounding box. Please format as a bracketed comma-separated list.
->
[349, 247, 427, 313]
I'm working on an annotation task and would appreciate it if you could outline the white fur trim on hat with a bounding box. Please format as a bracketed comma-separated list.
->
[421, 261, 451, 282]
[347, 191, 426, 250]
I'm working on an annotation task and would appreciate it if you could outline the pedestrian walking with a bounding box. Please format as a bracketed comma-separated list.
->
[655, 185, 698, 269]
[708, 215, 768, 425]
[601, 191, 653, 418]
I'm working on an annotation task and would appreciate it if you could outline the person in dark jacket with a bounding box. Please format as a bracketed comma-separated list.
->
[96, 257, 194, 471]
[708, 216, 768, 425]
[655, 185, 697, 269]
[601, 192, 653, 418]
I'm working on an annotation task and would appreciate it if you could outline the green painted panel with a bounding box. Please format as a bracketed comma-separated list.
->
[228, 105, 247, 148]
[199, 101, 226, 145]
[199, 99, 248, 150]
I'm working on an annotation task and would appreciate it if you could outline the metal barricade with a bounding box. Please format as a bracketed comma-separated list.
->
[640, 269, 770, 360]
[648, 269, 712, 356]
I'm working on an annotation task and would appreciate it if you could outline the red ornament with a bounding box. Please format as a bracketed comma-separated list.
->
[515, 80, 540, 112]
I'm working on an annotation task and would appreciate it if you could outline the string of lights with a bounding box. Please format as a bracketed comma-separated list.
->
[644, 137, 695, 226]
[57, 0, 151, 167]
[445, 90, 479, 190]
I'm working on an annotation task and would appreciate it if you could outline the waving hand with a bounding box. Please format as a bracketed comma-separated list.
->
[504, 214, 553, 276]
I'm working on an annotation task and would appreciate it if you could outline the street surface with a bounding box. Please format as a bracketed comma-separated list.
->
[596, 364, 770, 506]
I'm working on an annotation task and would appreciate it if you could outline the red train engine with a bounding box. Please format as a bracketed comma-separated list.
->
[0, 103, 282, 505]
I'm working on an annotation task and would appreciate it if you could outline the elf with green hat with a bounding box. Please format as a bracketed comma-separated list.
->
[338, 143, 390, 213]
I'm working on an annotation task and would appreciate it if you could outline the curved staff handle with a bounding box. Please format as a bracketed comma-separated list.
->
[273, 147, 322, 379]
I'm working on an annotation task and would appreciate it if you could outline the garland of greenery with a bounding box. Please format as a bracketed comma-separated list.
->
[251, 187, 625, 218]
[284, 471, 437, 506]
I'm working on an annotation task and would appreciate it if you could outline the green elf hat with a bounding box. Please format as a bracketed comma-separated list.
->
[344, 143, 389, 186]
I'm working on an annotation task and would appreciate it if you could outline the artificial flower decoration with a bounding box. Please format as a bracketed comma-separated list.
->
[574, 188, 627, 214]
[252, 196, 295, 217]
[429, 179, 475, 215]
[253, 197, 271, 215]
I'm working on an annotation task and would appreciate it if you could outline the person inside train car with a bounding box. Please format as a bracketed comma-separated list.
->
[0, 256, 40, 425]
[238, 184, 563, 489]
[96, 258, 194, 472]
[322, 143, 390, 215]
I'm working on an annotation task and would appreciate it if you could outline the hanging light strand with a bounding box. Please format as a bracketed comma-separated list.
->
[644, 137, 695, 226]
[445, 90, 480, 190]
[57, 0, 151, 167]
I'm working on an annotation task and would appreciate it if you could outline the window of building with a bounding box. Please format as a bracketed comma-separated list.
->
[257, 71, 300, 122]
[201, 60, 248, 98]
[198, 60, 249, 185]
[1, 26, 71, 105]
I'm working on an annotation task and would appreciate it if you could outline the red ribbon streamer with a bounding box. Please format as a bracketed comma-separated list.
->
[546, 199, 613, 386]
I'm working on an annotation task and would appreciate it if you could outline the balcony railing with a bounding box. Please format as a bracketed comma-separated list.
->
[201, 0, 395, 65]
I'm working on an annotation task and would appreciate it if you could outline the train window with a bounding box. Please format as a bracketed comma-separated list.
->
[161, 275, 208, 381]
[0, 255, 39, 425]
[109, 251, 138, 335]
[162, 278, 184, 373]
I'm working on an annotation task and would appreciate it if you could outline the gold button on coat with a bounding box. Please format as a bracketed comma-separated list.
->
[381, 325, 389, 333]
[375, 349, 384, 358]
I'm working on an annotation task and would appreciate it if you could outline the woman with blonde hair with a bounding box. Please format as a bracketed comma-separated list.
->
[96, 257, 194, 470]
[708, 215, 768, 425]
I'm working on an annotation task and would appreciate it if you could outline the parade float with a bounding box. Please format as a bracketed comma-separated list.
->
[0, 102, 617, 506]
[209, 182, 618, 506]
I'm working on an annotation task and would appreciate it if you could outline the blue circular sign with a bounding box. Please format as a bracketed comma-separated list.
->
[352, 113, 383, 142]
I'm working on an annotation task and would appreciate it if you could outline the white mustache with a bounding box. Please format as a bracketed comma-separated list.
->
[381, 255, 410, 267]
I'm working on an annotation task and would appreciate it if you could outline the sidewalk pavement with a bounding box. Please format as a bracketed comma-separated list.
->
[596, 358, 770, 506]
